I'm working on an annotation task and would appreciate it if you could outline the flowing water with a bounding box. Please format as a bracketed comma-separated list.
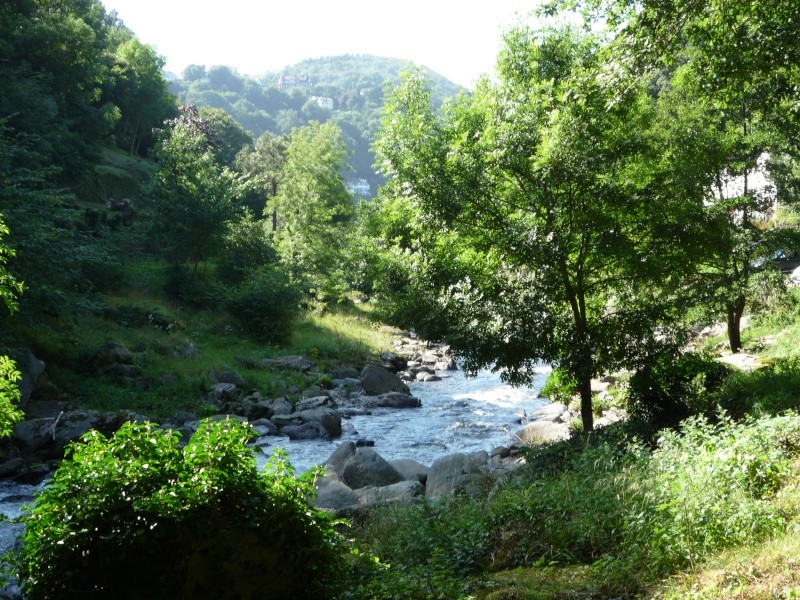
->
[259, 364, 552, 473]
[0, 364, 552, 581]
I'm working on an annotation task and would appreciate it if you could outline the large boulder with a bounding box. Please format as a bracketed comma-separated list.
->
[389, 459, 429, 484]
[360, 364, 410, 396]
[295, 396, 337, 412]
[208, 383, 239, 405]
[261, 355, 315, 373]
[272, 407, 342, 438]
[314, 474, 359, 513]
[13, 409, 140, 458]
[531, 403, 568, 422]
[371, 392, 421, 409]
[8, 350, 46, 408]
[426, 451, 490, 500]
[355, 480, 425, 507]
[340, 448, 404, 490]
[87, 340, 134, 373]
[282, 421, 330, 440]
[515, 420, 570, 445]
[324, 441, 357, 478]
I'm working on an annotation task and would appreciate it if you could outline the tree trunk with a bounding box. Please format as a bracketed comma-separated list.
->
[579, 375, 594, 432]
[726, 296, 746, 353]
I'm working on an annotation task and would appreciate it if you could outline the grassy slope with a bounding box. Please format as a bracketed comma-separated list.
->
[16, 146, 398, 422]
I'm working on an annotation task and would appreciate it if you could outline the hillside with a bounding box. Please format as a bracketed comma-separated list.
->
[171, 55, 465, 195]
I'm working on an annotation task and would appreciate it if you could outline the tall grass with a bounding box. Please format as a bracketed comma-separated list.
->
[348, 414, 800, 599]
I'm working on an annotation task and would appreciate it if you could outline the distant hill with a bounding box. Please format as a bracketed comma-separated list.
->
[261, 55, 463, 107]
[171, 55, 465, 197]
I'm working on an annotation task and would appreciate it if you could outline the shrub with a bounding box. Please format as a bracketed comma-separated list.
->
[0, 355, 24, 438]
[628, 351, 733, 428]
[226, 265, 302, 344]
[622, 414, 800, 576]
[539, 366, 577, 404]
[164, 264, 226, 309]
[350, 497, 491, 599]
[15, 420, 349, 600]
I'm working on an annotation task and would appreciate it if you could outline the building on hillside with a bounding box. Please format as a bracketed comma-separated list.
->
[347, 178, 371, 199]
[277, 74, 312, 92]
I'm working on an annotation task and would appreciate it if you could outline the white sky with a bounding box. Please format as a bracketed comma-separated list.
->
[99, 0, 541, 88]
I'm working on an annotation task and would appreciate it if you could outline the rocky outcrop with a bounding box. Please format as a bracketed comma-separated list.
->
[426, 451, 491, 500]
[390, 459, 429, 484]
[367, 392, 421, 409]
[312, 442, 523, 516]
[10, 350, 46, 408]
[13, 409, 145, 459]
[360, 364, 410, 396]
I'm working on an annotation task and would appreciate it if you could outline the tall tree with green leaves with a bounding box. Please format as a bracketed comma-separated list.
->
[272, 121, 353, 300]
[560, 0, 800, 352]
[375, 29, 698, 430]
[107, 37, 177, 156]
[148, 106, 244, 270]
[235, 131, 289, 219]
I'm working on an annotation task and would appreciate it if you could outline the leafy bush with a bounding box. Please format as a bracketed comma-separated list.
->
[226, 265, 302, 343]
[16, 420, 349, 600]
[0, 355, 24, 438]
[628, 351, 733, 428]
[164, 264, 226, 309]
[540, 366, 577, 404]
[350, 497, 492, 599]
[622, 414, 800, 576]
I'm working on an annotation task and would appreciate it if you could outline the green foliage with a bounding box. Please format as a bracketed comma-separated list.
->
[540, 367, 578, 404]
[0, 215, 22, 315]
[215, 213, 277, 285]
[374, 30, 694, 430]
[715, 357, 800, 418]
[226, 265, 302, 343]
[628, 351, 733, 428]
[351, 498, 492, 599]
[622, 414, 799, 576]
[163, 264, 226, 310]
[351, 413, 800, 598]
[272, 121, 354, 301]
[197, 106, 253, 168]
[0, 355, 24, 438]
[147, 105, 245, 268]
[15, 420, 350, 600]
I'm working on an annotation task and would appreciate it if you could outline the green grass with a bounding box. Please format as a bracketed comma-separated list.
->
[23, 272, 400, 422]
[287, 302, 398, 367]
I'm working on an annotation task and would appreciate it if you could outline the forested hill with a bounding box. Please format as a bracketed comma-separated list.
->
[171, 55, 464, 194]
[263, 55, 463, 104]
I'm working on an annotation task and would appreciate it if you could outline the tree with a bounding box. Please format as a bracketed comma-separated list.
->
[183, 64, 207, 81]
[197, 106, 253, 168]
[374, 29, 695, 431]
[148, 106, 244, 269]
[572, 0, 800, 352]
[235, 131, 289, 218]
[108, 38, 177, 155]
[272, 121, 353, 300]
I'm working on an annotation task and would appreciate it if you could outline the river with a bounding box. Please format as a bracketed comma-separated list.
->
[259, 364, 552, 473]
[0, 363, 552, 590]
